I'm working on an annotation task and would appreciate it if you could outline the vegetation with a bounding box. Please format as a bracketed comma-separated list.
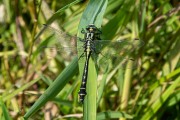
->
[0, 0, 179, 120]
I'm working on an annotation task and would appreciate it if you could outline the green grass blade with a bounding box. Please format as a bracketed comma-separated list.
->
[2, 78, 40, 101]
[120, 60, 133, 111]
[3, 0, 11, 22]
[0, 97, 12, 120]
[141, 76, 180, 120]
[97, 66, 109, 105]
[166, 91, 180, 107]
[46, 0, 82, 25]
[149, 68, 180, 93]
[97, 111, 133, 120]
[34, 0, 82, 41]
[24, 57, 78, 119]
[102, 0, 136, 39]
[77, 0, 108, 120]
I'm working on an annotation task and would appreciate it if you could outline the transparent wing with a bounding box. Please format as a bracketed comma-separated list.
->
[35, 24, 144, 70]
[36, 24, 84, 62]
[93, 38, 144, 69]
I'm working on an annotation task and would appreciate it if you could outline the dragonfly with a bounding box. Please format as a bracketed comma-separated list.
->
[37, 24, 144, 103]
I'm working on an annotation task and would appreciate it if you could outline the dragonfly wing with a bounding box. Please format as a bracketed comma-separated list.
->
[93, 39, 144, 69]
[94, 38, 144, 54]
[35, 24, 84, 62]
[38, 24, 79, 48]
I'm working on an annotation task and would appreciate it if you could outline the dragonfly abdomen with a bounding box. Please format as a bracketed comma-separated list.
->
[78, 52, 91, 103]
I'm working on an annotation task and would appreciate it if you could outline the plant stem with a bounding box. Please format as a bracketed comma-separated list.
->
[120, 60, 133, 120]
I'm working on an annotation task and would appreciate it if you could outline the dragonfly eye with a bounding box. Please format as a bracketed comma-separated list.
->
[86, 24, 97, 31]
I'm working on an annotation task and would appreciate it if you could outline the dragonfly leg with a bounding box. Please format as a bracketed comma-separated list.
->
[78, 52, 85, 60]
[81, 28, 86, 34]
[96, 28, 102, 34]
[95, 28, 102, 40]
[79, 38, 85, 42]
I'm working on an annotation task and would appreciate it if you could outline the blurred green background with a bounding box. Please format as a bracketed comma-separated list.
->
[0, 0, 179, 120]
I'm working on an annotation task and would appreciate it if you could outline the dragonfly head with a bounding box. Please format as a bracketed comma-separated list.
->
[86, 24, 97, 32]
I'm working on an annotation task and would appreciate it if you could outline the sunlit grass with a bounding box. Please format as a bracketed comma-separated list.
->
[0, 0, 179, 120]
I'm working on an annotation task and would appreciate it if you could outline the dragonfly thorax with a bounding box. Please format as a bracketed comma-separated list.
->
[85, 33, 95, 40]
